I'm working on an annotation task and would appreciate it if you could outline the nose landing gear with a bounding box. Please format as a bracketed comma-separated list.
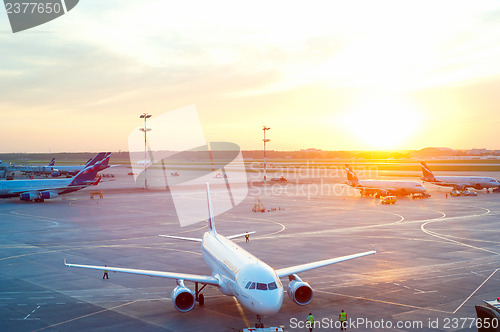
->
[255, 314, 264, 328]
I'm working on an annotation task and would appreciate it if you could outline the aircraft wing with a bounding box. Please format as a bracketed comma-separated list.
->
[275, 249, 375, 278]
[64, 260, 220, 286]
[159, 234, 202, 242]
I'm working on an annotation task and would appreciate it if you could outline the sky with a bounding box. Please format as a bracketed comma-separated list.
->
[1, 0, 500, 152]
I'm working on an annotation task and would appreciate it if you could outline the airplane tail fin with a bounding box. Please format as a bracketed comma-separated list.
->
[69, 153, 108, 186]
[69, 164, 100, 186]
[420, 162, 436, 181]
[96, 153, 111, 171]
[48, 158, 55, 166]
[206, 183, 216, 234]
[345, 164, 360, 185]
[85, 152, 107, 167]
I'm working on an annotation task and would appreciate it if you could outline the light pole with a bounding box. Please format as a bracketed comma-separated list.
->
[262, 126, 270, 183]
[139, 113, 152, 189]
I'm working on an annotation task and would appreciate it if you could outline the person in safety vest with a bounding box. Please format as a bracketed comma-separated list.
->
[339, 309, 347, 330]
[305, 312, 314, 332]
[103, 265, 109, 279]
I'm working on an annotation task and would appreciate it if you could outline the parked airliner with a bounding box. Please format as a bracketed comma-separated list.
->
[421, 162, 500, 191]
[65, 184, 375, 319]
[0, 153, 109, 202]
[345, 164, 428, 197]
[45, 152, 112, 177]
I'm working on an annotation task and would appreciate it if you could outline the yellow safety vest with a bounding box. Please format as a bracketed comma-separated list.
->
[340, 312, 347, 321]
[308, 315, 314, 323]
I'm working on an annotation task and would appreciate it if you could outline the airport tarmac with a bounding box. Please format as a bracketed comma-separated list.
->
[0, 174, 499, 331]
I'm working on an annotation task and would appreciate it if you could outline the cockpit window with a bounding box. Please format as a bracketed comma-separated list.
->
[256, 283, 268, 290]
[245, 281, 277, 291]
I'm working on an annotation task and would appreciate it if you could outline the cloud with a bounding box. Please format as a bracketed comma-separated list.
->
[2, 0, 500, 151]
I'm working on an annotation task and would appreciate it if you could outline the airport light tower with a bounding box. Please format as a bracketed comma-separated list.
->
[139, 113, 152, 189]
[262, 126, 270, 183]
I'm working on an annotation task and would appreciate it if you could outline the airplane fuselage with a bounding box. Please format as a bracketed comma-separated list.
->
[350, 180, 427, 195]
[425, 176, 500, 190]
[201, 232, 283, 315]
[0, 178, 73, 197]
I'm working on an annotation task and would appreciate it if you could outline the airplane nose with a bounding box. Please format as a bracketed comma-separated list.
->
[257, 290, 283, 315]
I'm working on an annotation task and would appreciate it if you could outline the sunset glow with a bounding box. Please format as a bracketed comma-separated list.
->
[1, 1, 500, 152]
[338, 94, 423, 150]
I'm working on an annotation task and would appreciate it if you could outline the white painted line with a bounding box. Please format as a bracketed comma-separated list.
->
[233, 297, 250, 328]
[24, 305, 40, 320]
[453, 268, 499, 314]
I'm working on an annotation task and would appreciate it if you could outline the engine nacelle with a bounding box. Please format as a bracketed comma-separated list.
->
[39, 191, 59, 199]
[171, 280, 195, 312]
[20, 192, 39, 201]
[287, 278, 313, 305]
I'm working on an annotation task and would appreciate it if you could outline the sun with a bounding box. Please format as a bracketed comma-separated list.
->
[339, 94, 422, 150]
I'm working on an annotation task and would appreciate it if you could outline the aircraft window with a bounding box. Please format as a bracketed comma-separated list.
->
[249, 282, 256, 289]
[245, 281, 252, 289]
[268, 282, 277, 290]
[257, 283, 268, 290]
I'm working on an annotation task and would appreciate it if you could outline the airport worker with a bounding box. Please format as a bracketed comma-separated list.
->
[245, 232, 250, 242]
[306, 312, 314, 332]
[339, 309, 347, 330]
[103, 265, 109, 279]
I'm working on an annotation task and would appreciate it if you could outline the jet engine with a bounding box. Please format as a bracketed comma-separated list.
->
[171, 280, 195, 312]
[19, 192, 39, 201]
[39, 191, 59, 199]
[287, 274, 313, 305]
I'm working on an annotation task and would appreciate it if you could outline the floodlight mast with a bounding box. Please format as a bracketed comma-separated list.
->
[262, 126, 270, 183]
[139, 113, 152, 189]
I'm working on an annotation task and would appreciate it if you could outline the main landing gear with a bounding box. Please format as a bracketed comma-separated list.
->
[195, 282, 206, 306]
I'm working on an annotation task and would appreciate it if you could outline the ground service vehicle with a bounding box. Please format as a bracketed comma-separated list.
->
[381, 196, 397, 204]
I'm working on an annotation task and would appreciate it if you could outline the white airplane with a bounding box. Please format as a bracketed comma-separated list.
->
[421, 162, 500, 192]
[65, 184, 375, 321]
[46, 152, 113, 177]
[345, 164, 428, 197]
[0, 153, 109, 202]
